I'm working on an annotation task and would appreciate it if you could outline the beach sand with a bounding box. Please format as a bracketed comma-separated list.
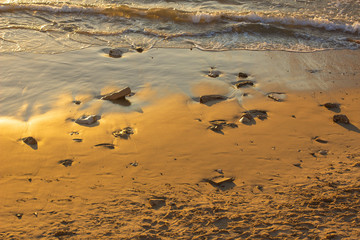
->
[1, 48, 360, 239]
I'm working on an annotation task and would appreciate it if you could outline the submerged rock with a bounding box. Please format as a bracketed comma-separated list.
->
[333, 114, 350, 124]
[109, 48, 123, 58]
[22, 136, 37, 146]
[199, 95, 226, 104]
[101, 87, 131, 101]
[235, 80, 254, 88]
[75, 115, 101, 125]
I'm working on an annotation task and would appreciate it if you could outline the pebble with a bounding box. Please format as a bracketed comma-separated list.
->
[109, 48, 123, 58]
[208, 70, 221, 78]
[135, 47, 144, 53]
[15, 213, 23, 219]
[238, 72, 248, 78]
[101, 86, 131, 101]
[235, 80, 254, 88]
[112, 127, 134, 139]
[22, 136, 37, 145]
[58, 159, 73, 167]
[149, 198, 166, 208]
[333, 114, 350, 124]
[75, 115, 101, 125]
[199, 95, 226, 104]
[324, 102, 340, 109]
[94, 143, 115, 149]
[267, 92, 286, 102]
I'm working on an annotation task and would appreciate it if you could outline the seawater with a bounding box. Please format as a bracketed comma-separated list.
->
[0, 0, 359, 53]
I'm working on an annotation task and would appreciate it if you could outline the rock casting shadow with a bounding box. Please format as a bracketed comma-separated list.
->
[209, 181, 236, 191]
[108, 98, 131, 106]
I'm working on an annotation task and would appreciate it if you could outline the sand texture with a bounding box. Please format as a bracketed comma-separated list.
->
[1, 48, 360, 239]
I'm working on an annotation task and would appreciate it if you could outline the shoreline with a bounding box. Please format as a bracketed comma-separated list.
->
[1, 47, 360, 239]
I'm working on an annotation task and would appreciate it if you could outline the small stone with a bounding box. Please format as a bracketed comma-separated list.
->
[235, 80, 254, 88]
[324, 103, 340, 109]
[15, 213, 23, 219]
[215, 169, 224, 174]
[199, 95, 226, 104]
[101, 87, 131, 101]
[75, 115, 101, 125]
[109, 48, 123, 58]
[112, 127, 134, 139]
[239, 113, 253, 124]
[135, 47, 144, 53]
[22, 137, 37, 145]
[209, 124, 223, 132]
[149, 198, 166, 208]
[94, 143, 115, 149]
[58, 159, 73, 167]
[333, 114, 350, 124]
[313, 136, 328, 144]
[319, 150, 328, 155]
[72, 100, 81, 105]
[238, 72, 248, 78]
[33, 212, 38, 217]
[208, 70, 221, 78]
[293, 163, 301, 168]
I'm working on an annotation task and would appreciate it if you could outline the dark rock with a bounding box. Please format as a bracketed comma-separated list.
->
[75, 115, 101, 125]
[235, 80, 254, 88]
[58, 159, 73, 167]
[101, 87, 131, 101]
[72, 138, 83, 142]
[324, 102, 340, 109]
[208, 120, 237, 133]
[209, 124, 223, 132]
[109, 48, 123, 58]
[22, 136, 37, 145]
[94, 143, 115, 149]
[333, 114, 350, 124]
[238, 72, 248, 78]
[130, 161, 138, 167]
[72, 100, 81, 105]
[15, 213, 23, 219]
[135, 47, 144, 53]
[239, 113, 254, 124]
[293, 163, 301, 168]
[267, 92, 286, 102]
[199, 95, 226, 104]
[149, 198, 166, 209]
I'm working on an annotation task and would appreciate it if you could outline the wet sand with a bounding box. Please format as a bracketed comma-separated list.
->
[1, 48, 360, 239]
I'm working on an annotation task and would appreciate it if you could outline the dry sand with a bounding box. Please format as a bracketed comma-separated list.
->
[1, 48, 360, 239]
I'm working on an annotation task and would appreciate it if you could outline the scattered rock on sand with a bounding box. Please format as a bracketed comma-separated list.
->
[22, 136, 37, 146]
[101, 87, 131, 101]
[94, 143, 115, 149]
[58, 159, 73, 167]
[109, 48, 123, 58]
[267, 92, 286, 102]
[239, 113, 254, 124]
[112, 127, 134, 139]
[333, 114, 350, 124]
[15, 213, 23, 219]
[75, 115, 101, 125]
[149, 198, 166, 209]
[238, 72, 248, 78]
[200, 95, 226, 104]
[208, 120, 237, 133]
[324, 102, 340, 109]
[235, 80, 254, 88]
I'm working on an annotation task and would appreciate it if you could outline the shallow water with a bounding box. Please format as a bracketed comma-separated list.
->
[1, 0, 359, 53]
